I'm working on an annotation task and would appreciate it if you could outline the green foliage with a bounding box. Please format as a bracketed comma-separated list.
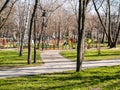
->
[60, 49, 120, 61]
[0, 66, 120, 90]
[0, 50, 42, 70]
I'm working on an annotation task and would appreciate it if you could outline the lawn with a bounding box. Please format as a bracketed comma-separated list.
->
[60, 48, 120, 61]
[0, 50, 42, 70]
[0, 66, 120, 90]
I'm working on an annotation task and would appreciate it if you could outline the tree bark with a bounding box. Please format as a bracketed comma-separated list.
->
[93, 0, 119, 48]
[28, 0, 38, 64]
[19, 29, 25, 56]
[34, 16, 37, 63]
[92, 0, 109, 39]
[107, 0, 112, 47]
[101, 8, 107, 44]
[76, 0, 87, 72]
[112, 22, 120, 48]
[113, 4, 120, 47]
[76, 0, 81, 71]
[19, 0, 30, 56]
[57, 22, 61, 48]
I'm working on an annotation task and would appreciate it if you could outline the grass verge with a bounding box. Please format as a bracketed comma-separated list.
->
[0, 66, 120, 90]
[0, 49, 42, 70]
[60, 48, 120, 61]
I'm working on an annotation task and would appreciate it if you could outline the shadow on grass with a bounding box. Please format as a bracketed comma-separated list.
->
[103, 81, 120, 89]
[85, 53, 120, 57]
[61, 50, 120, 60]
[0, 66, 120, 90]
[0, 50, 41, 70]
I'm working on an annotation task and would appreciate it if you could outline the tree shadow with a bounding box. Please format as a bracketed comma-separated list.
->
[0, 66, 120, 89]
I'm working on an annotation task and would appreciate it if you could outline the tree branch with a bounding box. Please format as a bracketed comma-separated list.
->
[92, 0, 109, 39]
[0, 0, 18, 29]
[0, 0, 10, 14]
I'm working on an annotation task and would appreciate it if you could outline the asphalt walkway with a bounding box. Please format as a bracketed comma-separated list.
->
[0, 50, 120, 78]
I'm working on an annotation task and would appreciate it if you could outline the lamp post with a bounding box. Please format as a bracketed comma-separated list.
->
[37, 10, 46, 50]
[41, 10, 46, 50]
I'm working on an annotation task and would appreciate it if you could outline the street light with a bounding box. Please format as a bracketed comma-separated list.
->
[42, 10, 46, 17]
[36, 10, 47, 50]
[41, 10, 47, 50]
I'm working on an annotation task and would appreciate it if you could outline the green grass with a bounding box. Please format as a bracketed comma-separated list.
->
[0, 50, 42, 70]
[0, 66, 120, 90]
[60, 48, 120, 61]
[117, 44, 120, 48]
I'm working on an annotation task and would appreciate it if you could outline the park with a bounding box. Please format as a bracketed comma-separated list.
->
[0, 0, 120, 90]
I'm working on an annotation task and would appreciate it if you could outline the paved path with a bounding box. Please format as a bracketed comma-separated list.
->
[0, 50, 120, 78]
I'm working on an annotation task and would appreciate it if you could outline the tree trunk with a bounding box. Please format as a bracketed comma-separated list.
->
[34, 16, 37, 63]
[41, 32, 45, 51]
[101, 9, 107, 44]
[76, 0, 86, 72]
[28, 0, 38, 64]
[19, 0, 30, 56]
[101, 32, 105, 44]
[113, 5, 120, 47]
[111, 22, 120, 48]
[19, 30, 25, 56]
[109, 42, 116, 48]
[57, 22, 61, 48]
[92, 0, 109, 40]
[107, 0, 112, 47]
[93, 0, 119, 48]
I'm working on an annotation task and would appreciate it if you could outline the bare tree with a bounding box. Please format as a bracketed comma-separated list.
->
[76, 0, 90, 72]
[28, 0, 38, 64]
[93, 0, 120, 48]
[0, 0, 18, 29]
[37, 0, 66, 49]
[0, 0, 10, 14]
[33, 15, 37, 63]
[19, 0, 30, 56]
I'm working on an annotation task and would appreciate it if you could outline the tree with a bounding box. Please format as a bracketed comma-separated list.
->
[28, 0, 38, 64]
[92, 0, 120, 48]
[0, 0, 10, 14]
[33, 15, 37, 63]
[76, 0, 90, 72]
[19, 0, 31, 56]
[37, 0, 66, 49]
[0, 0, 18, 29]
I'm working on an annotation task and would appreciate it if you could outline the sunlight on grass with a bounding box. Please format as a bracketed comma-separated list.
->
[0, 66, 120, 90]
[60, 48, 120, 61]
[0, 50, 42, 69]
